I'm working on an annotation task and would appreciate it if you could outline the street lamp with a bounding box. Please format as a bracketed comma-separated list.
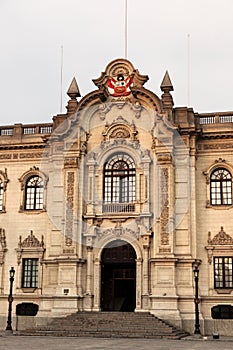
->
[193, 266, 201, 335]
[6, 267, 15, 332]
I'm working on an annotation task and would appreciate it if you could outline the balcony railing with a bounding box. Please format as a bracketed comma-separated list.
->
[0, 123, 53, 137]
[199, 112, 233, 125]
[102, 203, 135, 213]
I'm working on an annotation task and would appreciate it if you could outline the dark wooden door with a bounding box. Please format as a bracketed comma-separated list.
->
[101, 241, 136, 311]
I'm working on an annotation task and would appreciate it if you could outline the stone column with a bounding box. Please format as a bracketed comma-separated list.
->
[86, 246, 93, 295]
[77, 262, 83, 295]
[143, 246, 149, 295]
[135, 258, 142, 311]
[93, 258, 101, 311]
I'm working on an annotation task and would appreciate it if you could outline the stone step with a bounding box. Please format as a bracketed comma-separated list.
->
[19, 311, 189, 339]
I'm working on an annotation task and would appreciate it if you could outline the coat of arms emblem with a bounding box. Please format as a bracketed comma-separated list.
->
[107, 74, 133, 97]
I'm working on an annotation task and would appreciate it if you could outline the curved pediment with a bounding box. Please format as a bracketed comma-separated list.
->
[50, 59, 175, 155]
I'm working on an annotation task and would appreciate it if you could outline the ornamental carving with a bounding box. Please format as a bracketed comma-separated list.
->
[65, 172, 74, 246]
[18, 230, 44, 248]
[0, 168, 9, 191]
[157, 152, 172, 163]
[64, 157, 78, 168]
[0, 154, 11, 159]
[0, 228, 7, 264]
[109, 127, 130, 139]
[102, 116, 138, 142]
[98, 222, 140, 240]
[208, 227, 233, 245]
[160, 168, 170, 246]
[206, 227, 233, 264]
[16, 231, 45, 264]
[203, 143, 233, 150]
[19, 152, 43, 159]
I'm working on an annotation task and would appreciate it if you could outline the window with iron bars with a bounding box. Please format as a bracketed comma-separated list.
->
[22, 258, 39, 288]
[103, 154, 136, 213]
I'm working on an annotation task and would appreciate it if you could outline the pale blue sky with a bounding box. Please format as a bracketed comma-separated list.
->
[0, 0, 233, 125]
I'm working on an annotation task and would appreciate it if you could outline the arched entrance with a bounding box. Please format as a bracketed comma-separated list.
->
[101, 240, 136, 312]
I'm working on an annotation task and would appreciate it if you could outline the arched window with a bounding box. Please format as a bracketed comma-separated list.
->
[103, 154, 136, 210]
[210, 168, 232, 205]
[0, 179, 3, 211]
[25, 176, 44, 210]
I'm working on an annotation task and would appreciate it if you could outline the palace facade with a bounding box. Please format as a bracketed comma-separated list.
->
[0, 58, 233, 334]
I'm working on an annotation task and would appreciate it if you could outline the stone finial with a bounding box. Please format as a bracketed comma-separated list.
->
[160, 71, 174, 92]
[160, 71, 174, 120]
[66, 77, 81, 116]
[67, 77, 81, 99]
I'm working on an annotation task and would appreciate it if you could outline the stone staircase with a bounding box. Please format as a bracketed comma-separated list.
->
[19, 312, 189, 339]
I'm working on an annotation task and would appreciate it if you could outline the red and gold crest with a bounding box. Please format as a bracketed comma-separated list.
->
[107, 74, 133, 97]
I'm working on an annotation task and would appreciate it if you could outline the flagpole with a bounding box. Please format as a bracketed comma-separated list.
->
[124, 0, 128, 58]
[187, 34, 190, 106]
[60, 45, 63, 114]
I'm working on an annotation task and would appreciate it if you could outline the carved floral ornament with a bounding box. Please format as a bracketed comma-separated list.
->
[0, 228, 7, 264]
[84, 221, 152, 247]
[16, 230, 45, 265]
[0, 168, 9, 191]
[205, 227, 233, 264]
[102, 116, 138, 142]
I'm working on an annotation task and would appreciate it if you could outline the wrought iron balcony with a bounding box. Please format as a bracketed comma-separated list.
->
[102, 202, 135, 213]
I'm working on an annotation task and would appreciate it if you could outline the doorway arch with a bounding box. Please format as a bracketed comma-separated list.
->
[101, 240, 136, 311]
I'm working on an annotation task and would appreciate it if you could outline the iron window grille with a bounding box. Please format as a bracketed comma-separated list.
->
[103, 154, 136, 212]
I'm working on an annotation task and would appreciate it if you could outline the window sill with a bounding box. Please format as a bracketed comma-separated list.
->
[19, 209, 46, 214]
[21, 288, 37, 293]
[206, 203, 233, 210]
[215, 288, 233, 294]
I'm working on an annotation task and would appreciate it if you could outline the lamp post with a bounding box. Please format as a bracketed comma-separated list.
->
[6, 267, 15, 332]
[193, 266, 201, 335]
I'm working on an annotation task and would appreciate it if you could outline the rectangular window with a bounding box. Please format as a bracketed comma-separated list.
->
[214, 257, 233, 288]
[22, 258, 39, 288]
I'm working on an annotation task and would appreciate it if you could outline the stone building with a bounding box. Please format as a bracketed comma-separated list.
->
[0, 58, 233, 335]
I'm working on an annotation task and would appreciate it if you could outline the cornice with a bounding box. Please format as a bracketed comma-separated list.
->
[0, 144, 45, 151]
